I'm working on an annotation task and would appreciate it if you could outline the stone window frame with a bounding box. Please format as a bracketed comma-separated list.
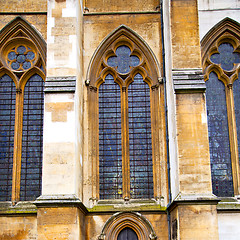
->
[0, 17, 46, 203]
[98, 212, 157, 240]
[201, 17, 240, 196]
[85, 25, 168, 202]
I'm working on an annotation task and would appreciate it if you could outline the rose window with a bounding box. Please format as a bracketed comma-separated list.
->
[7, 45, 36, 71]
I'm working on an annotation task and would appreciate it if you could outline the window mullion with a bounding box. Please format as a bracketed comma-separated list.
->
[11, 89, 24, 204]
[226, 84, 240, 196]
[121, 86, 130, 199]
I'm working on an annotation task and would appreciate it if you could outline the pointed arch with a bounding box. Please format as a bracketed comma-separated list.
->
[98, 212, 157, 240]
[0, 16, 46, 62]
[86, 25, 161, 86]
[201, 18, 240, 197]
[85, 25, 167, 204]
[201, 17, 240, 67]
[0, 17, 46, 203]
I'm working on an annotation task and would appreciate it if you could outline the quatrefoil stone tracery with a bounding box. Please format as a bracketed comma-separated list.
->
[107, 45, 140, 74]
[210, 43, 240, 71]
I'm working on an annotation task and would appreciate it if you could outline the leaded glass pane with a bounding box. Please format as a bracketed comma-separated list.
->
[128, 73, 153, 199]
[233, 75, 240, 170]
[210, 43, 240, 71]
[0, 74, 15, 201]
[206, 72, 234, 197]
[99, 74, 122, 199]
[107, 45, 139, 74]
[20, 74, 44, 201]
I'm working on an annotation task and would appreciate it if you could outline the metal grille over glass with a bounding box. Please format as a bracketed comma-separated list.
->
[128, 74, 153, 199]
[20, 74, 44, 201]
[206, 72, 234, 197]
[99, 74, 122, 199]
[0, 75, 15, 201]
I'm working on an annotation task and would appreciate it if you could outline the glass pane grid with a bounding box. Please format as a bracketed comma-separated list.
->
[0, 75, 15, 201]
[128, 74, 153, 199]
[233, 75, 240, 175]
[206, 72, 234, 197]
[20, 74, 43, 201]
[99, 74, 123, 199]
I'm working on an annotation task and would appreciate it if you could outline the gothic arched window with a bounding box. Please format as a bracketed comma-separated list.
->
[202, 18, 240, 197]
[0, 17, 46, 203]
[86, 26, 167, 202]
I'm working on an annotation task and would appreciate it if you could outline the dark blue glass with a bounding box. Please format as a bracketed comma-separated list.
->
[17, 54, 26, 63]
[17, 46, 26, 54]
[20, 74, 44, 201]
[128, 73, 153, 199]
[210, 43, 240, 71]
[11, 62, 20, 70]
[23, 62, 31, 70]
[206, 72, 234, 197]
[26, 52, 35, 60]
[0, 74, 16, 201]
[8, 52, 17, 60]
[107, 45, 140, 74]
[99, 74, 122, 199]
[233, 75, 240, 171]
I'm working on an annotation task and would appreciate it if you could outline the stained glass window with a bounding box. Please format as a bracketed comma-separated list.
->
[210, 43, 240, 71]
[20, 74, 44, 201]
[98, 44, 155, 200]
[233, 75, 240, 169]
[99, 74, 122, 199]
[107, 46, 139, 74]
[0, 75, 15, 201]
[206, 72, 234, 197]
[128, 74, 153, 199]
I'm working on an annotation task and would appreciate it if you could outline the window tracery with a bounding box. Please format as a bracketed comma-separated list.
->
[202, 18, 240, 196]
[86, 26, 167, 202]
[0, 17, 45, 203]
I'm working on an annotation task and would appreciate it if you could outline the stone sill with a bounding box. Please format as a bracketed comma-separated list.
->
[0, 201, 37, 215]
[217, 198, 240, 212]
[88, 199, 167, 213]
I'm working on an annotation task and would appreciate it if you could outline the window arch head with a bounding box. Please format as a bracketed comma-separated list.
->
[98, 212, 157, 240]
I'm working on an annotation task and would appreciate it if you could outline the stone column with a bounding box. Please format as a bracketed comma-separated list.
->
[36, 0, 85, 239]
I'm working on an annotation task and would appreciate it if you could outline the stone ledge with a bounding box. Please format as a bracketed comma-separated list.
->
[34, 194, 88, 215]
[173, 68, 206, 93]
[89, 199, 166, 213]
[217, 198, 240, 212]
[168, 193, 220, 212]
[44, 76, 76, 92]
[0, 201, 37, 215]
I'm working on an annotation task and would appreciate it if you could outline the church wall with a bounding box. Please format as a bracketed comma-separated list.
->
[84, 0, 159, 13]
[198, 0, 240, 40]
[175, 93, 212, 194]
[82, 12, 164, 206]
[0, 215, 37, 240]
[85, 212, 168, 240]
[218, 212, 240, 240]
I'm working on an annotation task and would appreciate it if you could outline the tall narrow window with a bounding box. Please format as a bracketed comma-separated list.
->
[99, 74, 122, 199]
[233, 75, 240, 168]
[206, 72, 234, 196]
[202, 22, 240, 196]
[20, 74, 44, 201]
[0, 17, 46, 202]
[0, 75, 15, 201]
[87, 27, 166, 202]
[128, 73, 153, 199]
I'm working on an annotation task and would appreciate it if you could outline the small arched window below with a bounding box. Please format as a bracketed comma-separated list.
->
[117, 227, 138, 240]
